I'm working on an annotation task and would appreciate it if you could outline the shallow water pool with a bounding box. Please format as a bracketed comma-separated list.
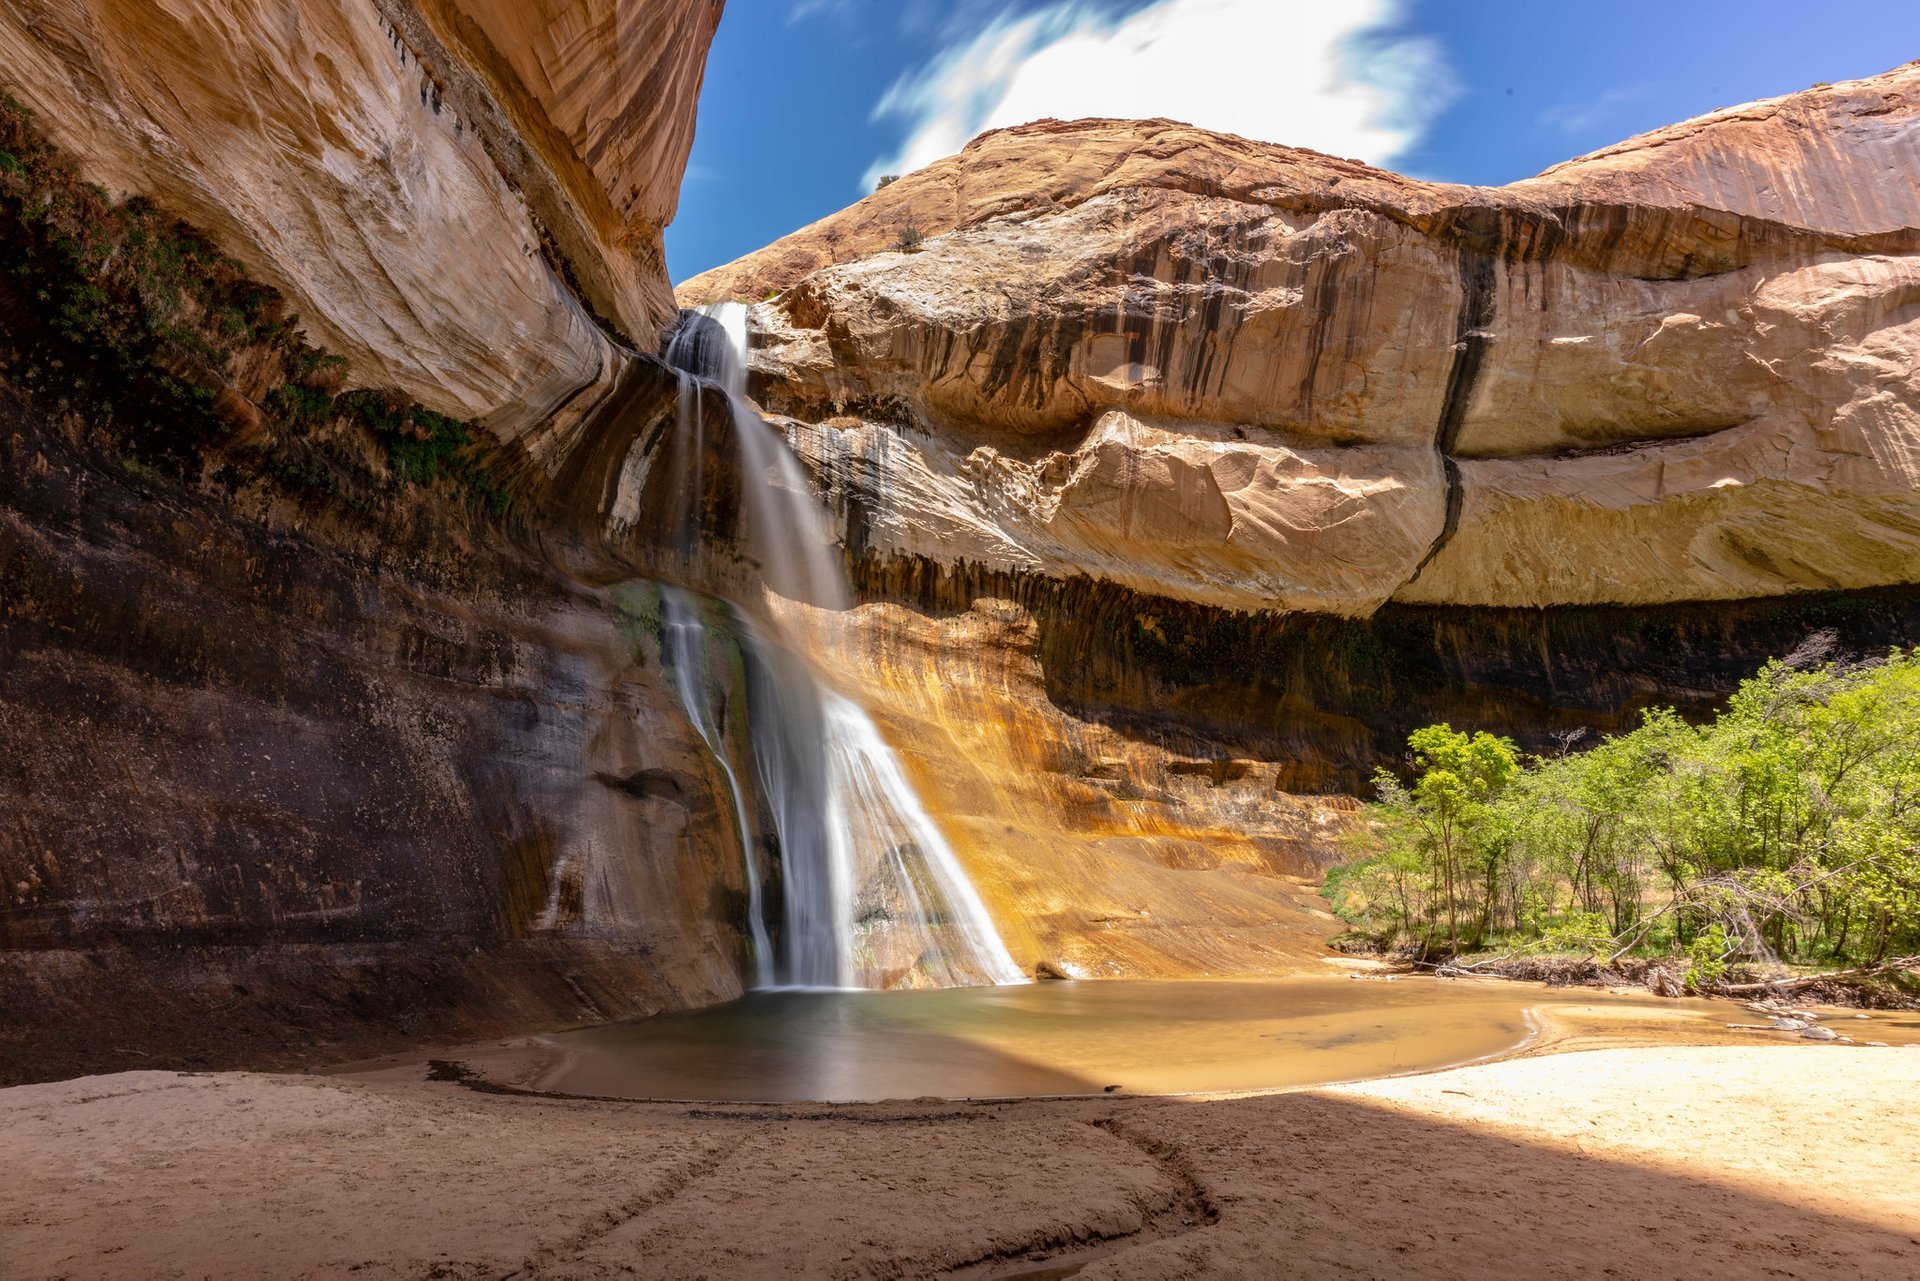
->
[465, 977, 1549, 1102]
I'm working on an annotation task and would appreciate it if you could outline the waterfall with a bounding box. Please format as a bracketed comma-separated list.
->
[814, 687, 1030, 988]
[657, 303, 1025, 990]
[659, 586, 775, 989]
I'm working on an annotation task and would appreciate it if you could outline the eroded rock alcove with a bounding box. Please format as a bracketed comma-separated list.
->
[2, 3, 1916, 1081]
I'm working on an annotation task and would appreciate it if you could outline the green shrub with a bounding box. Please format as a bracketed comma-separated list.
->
[1331, 645, 1920, 967]
[1685, 923, 1732, 989]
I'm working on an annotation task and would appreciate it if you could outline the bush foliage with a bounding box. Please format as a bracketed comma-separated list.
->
[1328, 637, 1920, 973]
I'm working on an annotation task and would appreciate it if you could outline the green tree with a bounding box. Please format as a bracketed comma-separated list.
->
[1334, 645, 1920, 978]
[1373, 725, 1519, 957]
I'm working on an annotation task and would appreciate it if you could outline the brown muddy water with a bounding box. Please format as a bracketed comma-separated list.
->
[404, 976, 1762, 1103]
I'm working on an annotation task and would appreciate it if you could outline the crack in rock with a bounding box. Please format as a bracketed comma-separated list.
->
[1400, 247, 1497, 591]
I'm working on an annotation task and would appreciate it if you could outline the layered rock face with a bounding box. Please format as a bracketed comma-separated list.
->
[653, 64, 1920, 933]
[0, 0, 718, 435]
[835, 598, 1353, 978]
[0, 402, 752, 1084]
[9, 14, 1920, 1081]
[0, 0, 737, 1082]
[680, 65, 1920, 614]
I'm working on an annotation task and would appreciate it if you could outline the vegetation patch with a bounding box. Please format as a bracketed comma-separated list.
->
[0, 89, 507, 515]
[1327, 632, 1920, 1001]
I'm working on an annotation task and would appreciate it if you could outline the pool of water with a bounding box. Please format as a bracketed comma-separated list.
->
[456, 977, 1551, 1102]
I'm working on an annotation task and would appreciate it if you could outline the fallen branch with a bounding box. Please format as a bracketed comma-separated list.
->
[1419, 963, 1527, 981]
[1604, 902, 1682, 966]
[1710, 956, 1920, 995]
[1410, 945, 1530, 979]
[1405, 952, 1536, 983]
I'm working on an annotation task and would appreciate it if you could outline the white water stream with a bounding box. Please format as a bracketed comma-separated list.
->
[660, 586, 776, 989]
[657, 304, 1024, 990]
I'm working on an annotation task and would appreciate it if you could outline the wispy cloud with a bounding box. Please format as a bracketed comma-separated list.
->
[788, 0, 854, 24]
[863, 0, 1454, 190]
[1537, 83, 1652, 136]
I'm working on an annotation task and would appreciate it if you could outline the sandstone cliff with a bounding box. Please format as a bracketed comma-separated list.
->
[679, 64, 1920, 614]
[650, 66, 1920, 970]
[0, 0, 719, 437]
[0, 0, 738, 1081]
[0, 400, 752, 1082]
[9, 16, 1920, 1081]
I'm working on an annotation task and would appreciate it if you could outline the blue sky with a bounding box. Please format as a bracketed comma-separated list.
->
[666, 0, 1920, 283]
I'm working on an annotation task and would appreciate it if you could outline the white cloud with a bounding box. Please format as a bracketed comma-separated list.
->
[863, 0, 1454, 190]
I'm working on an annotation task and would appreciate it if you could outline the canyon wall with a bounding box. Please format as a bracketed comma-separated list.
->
[681, 64, 1920, 616]
[0, 398, 751, 1082]
[0, 0, 740, 1083]
[6, 15, 1920, 1079]
[664, 64, 1920, 909]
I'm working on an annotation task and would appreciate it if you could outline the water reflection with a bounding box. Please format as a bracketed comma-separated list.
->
[484, 979, 1545, 1103]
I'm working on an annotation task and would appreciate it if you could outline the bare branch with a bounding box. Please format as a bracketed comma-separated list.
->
[1781, 628, 1839, 670]
[1710, 956, 1920, 995]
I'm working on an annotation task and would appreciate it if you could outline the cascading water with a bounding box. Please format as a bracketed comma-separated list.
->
[815, 687, 1030, 988]
[659, 586, 775, 989]
[657, 303, 1024, 990]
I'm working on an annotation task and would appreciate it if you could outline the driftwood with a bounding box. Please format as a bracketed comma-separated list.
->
[1710, 956, 1920, 995]
[1410, 950, 1529, 981]
[1391, 952, 1916, 1006]
[1423, 963, 1526, 981]
[1644, 964, 1687, 998]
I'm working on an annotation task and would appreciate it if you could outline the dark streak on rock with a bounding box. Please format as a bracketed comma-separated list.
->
[1402, 246, 1498, 588]
[848, 553, 1920, 794]
[595, 768, 690, 806]
[1296, 242, 1347, 420]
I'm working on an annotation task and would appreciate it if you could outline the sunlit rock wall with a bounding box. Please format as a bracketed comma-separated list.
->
[682, 64, 1920, 613]
[651, 64, 1920, 981]
[836, 599, 1357, 979]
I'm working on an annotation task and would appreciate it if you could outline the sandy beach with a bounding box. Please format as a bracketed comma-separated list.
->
[6, 997, 1918, 1279]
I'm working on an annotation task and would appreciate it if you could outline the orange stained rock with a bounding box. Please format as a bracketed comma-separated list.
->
[819, 598, 1361, 980]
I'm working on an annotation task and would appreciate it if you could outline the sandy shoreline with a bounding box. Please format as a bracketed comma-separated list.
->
[5, 993, 1919, 1279]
